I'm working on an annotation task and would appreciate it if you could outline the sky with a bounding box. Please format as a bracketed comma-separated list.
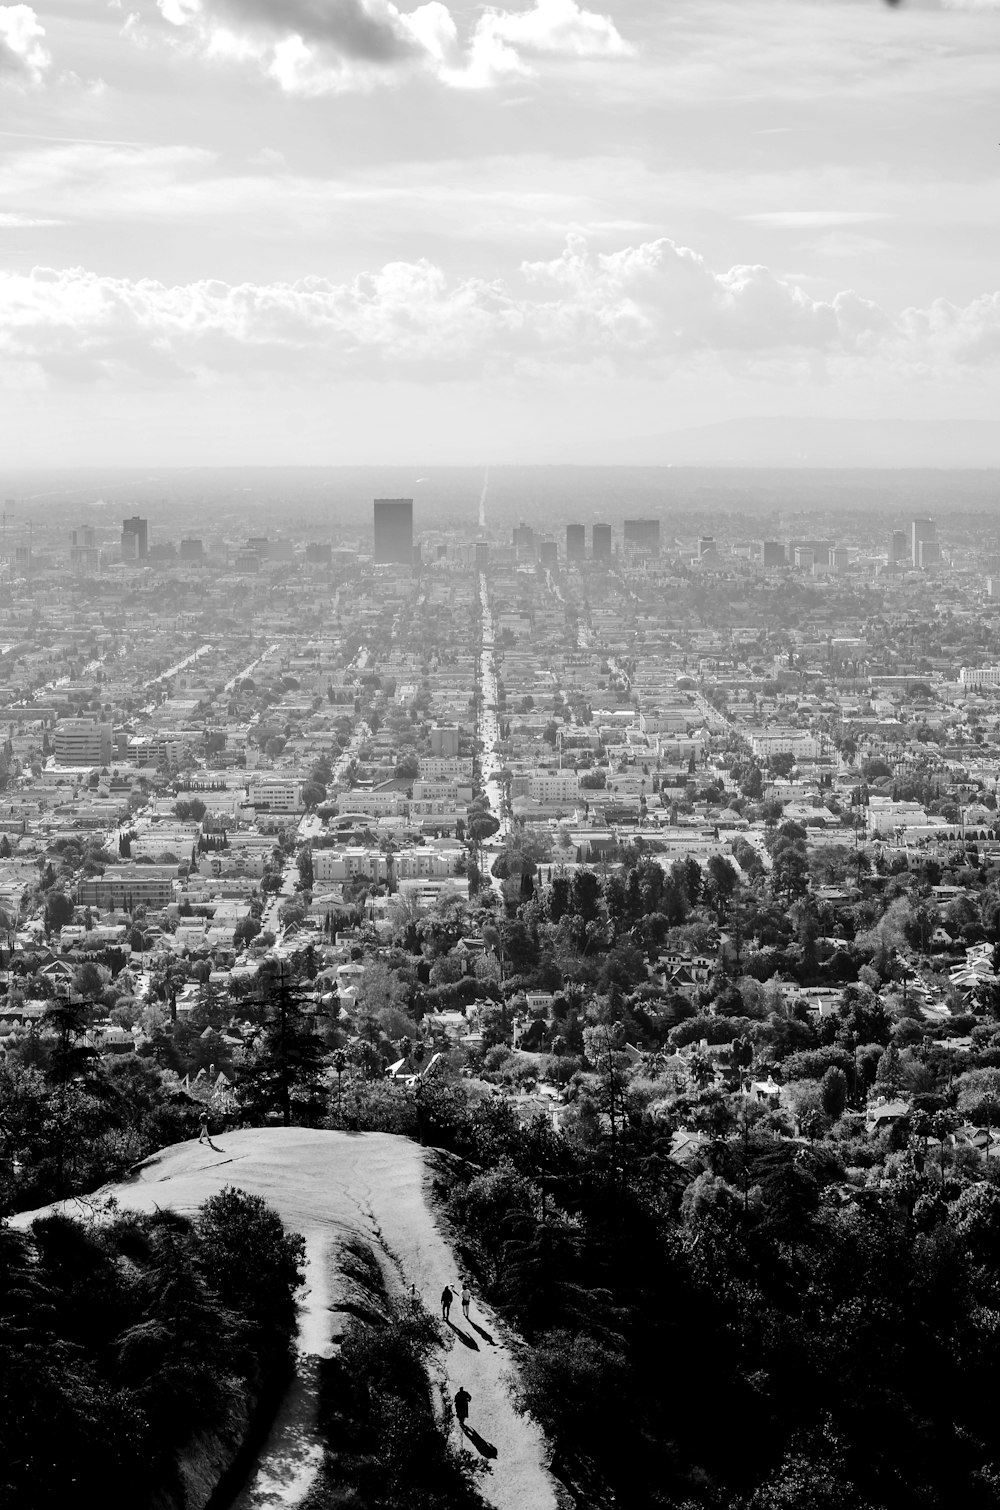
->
[1, 0, 999, 466]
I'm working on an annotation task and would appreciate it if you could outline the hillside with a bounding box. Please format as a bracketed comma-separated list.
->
[15, 1128, 558, 1510]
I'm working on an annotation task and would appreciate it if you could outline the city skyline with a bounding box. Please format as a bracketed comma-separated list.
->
[0, 1, 998, 466]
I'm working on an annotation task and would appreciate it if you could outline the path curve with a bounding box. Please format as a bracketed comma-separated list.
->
[15, 1128, 559, 1510]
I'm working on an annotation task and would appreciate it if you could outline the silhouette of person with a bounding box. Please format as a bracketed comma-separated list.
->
[198, 1112, 209, 1144]
[441, 1285, 454, 1320]
[461, 1284, 471, 1319]
[454, 1387, 471, 1427]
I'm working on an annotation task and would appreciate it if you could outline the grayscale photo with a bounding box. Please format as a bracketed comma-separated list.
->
[2, 2, 1000, 1508]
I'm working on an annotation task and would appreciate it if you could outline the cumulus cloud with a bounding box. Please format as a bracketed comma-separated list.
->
[2, 234, 999, 385]
[142, 0, 632, 92]
[0, 5, 51, 87]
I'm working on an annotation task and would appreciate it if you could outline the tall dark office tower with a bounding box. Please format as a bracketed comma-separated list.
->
[623, 518, 660, 554]
[513, 523, 536, 560]
[121, 515, 148, 559]
[761, 540, 786, 567]
[888, 530, 908, 563]
[592, 523, 612, 561]
[539, 539, 558, 569]
[373, 498, 414, 564]
[566, 523, 585, 562]
[911, 517, 935, 568]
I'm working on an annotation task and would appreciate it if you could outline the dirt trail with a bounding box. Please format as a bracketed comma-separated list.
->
[17, 1129, 559, 1510]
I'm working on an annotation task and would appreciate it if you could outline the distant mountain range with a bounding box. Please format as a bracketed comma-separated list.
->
[593, 417, 1000, 468]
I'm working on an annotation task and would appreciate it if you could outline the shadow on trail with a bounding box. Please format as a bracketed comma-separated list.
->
[445, 1320, 480, 1350]
[468, 1320, 496, 1346]
[462, 1425, 498, 1460]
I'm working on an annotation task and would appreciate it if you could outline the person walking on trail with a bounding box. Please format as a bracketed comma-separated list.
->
[461, 1284, 471, 1320]
[198, 1111, 209, 1145]
[454, 1387, 471, 1428]
[441, 1285, 454, 1321]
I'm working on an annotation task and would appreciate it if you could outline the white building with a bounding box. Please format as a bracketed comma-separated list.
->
[749, 729, 823, 760]
[960, 667, 1000, 689]
[246, 776, 302, 814]
[528, 771, 581, 803]
[312, 847, 387, 883]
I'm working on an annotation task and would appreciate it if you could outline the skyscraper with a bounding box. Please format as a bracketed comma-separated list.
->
[121, 515, 148, 559]
[373, 498, 414, 565]
[623, 518, 660, 554]
[888, 530, 908, 563]
[911, 517, 935, 568]
[513, 523, 536, 561]
[592, 523, 612, 561]
[566, 523, 585, 563]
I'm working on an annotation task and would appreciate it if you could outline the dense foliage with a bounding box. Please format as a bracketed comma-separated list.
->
[0, 1187, 304, 1510]
[406, 1092, 1000, 1510]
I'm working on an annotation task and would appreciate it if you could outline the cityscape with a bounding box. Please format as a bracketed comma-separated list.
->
[2, 471, 1000, 1507]
[5, 0, 1000, 1508]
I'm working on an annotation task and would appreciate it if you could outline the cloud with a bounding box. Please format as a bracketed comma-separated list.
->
[141, 0, 632, 91]
[742, 211, 892, 229]
[2, 233, 1000, 386]
[0, 211, 64, 227]
[0, 5, 51, 87]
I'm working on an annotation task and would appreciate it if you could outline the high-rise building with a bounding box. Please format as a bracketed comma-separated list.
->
[121, 515, 148, 559]
[761, 540, 786, 567]
[474, 541, 489, 569]
[71, 546, 101, 574]
[888, 530, 908, 563]
[698, 537, 717, 560]
[623, 518, 660, 554]
[539, 539, 558, 569]
[513, 523, 536, 561]
[54, 718, 113, 767]
[180, 538, 204, 562]
[373, 498, 414, 565]
[918, 539, 941, 570]
[911, 517, 935, 567]
[566, 524, 585, 563]
[592, 523, 612, 561]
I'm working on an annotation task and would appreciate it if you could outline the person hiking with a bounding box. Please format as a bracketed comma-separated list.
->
[454, 1387, 471, 1428]
[441, 1285, 454, 1321]
[461, 1284, 471, 1320]
[198, 1111, 209, 1145]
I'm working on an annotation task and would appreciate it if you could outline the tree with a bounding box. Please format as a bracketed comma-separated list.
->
[874, 1042, 903, 1098]
[819, 1065, 848, 1121]
[705, 854, 738, 922]
[43, 890, 74, 933]
[233, 915, 261, 949]
[236, 970, 328, 1126]
[582, 1021, 630, 1170]
[740, 763, 764, 800]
